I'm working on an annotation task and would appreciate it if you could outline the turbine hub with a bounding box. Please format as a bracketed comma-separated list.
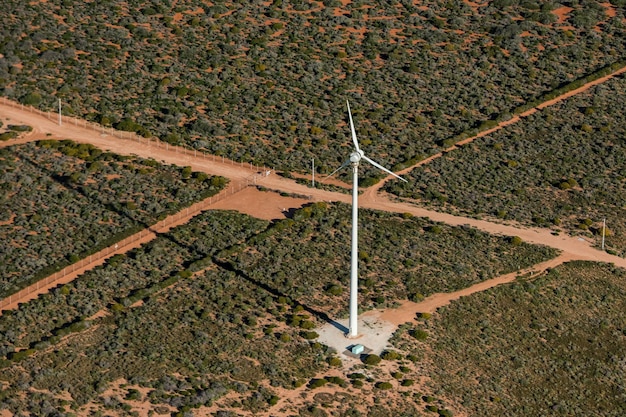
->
[350, 150, 363, 164]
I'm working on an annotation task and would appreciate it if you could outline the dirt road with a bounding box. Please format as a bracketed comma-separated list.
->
[2, 93, 625, 272]
[2, 61, 626, 317]
[2, 68, 626, 417]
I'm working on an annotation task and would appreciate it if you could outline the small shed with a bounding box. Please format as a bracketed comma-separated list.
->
[351, 344, 365, 355]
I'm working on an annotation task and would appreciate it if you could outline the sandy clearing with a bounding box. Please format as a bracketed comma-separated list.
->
[553, 6, 573, 24]
[2, 69, 626, 315]
[208, 186, 311, 221]
[1, 63, 626, 416]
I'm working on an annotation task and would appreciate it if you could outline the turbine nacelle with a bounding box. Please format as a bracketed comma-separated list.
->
[349, 150, 363, 165]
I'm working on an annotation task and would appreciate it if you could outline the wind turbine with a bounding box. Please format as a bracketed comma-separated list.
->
[334, 100, 407, 338]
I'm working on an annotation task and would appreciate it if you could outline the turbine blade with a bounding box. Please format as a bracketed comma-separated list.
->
[346, 100, 361, 152]
[321, 159, 350, 183]
[362, 155, 408, 182]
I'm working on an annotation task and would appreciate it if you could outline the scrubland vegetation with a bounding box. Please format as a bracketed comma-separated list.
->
[0, 0, 624, 180]
[0, 141, 225, 298]
[0, 123, 32, 141]
[1, 1, 625, 415]
[386, 75, 626, 255]
[224, 201, 558, 315]
[0, 198, 558, 415]
[412, 261, 626, 416]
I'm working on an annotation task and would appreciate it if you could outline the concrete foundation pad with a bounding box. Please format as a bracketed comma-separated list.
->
[317, 311, 397, 358]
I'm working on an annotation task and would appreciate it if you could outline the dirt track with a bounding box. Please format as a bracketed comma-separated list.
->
[2, 62, 626, 315]
[2, 67, 626, 417]
[3, 97, 623, 269]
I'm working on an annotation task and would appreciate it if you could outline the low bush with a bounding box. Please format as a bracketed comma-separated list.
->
[301, 331, 319, 340]
[308, 378, 328, 389]
[380, 350, 401, 360]
[412, 329, 429, 341]
[363, 354, 382, 366]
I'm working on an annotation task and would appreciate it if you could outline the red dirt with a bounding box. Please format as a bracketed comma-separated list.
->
[2, 62, 626, 313]
[209, 186, 310, 220]
[2, 46, 626, 417]
[601, 2, 616, 18]
[553, 6, 573, 24]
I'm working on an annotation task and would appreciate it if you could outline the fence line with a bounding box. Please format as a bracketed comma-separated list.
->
[1, 96, 270, 174]
[0, 97, 270, 314]
[0, 142, 268, 312]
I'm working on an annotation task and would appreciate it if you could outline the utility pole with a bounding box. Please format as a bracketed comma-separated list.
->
[602, 218, 606, 250]
[312, 158, 315, 188]
[58, 98, 62, 126]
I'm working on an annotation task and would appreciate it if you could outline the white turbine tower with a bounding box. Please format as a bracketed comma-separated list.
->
[337, 100, 408, 338]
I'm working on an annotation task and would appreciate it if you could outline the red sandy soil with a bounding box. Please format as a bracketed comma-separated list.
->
[2, 62, 626, 315]
[461, 0, 485, 13]
[1, 63, 626, 416]
[601, 2, 617, 18]
[209, 186, 310, 220]
[553, 6, 573, 24]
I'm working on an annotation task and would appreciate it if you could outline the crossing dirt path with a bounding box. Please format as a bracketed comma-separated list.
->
[1, 62, 626, 316]
[2, 66, 626, 417]
[361, 63, 626, 201]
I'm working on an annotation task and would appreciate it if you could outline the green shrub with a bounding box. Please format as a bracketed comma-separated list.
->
[301, 331, 319, 340]
[328, 357, 342, 367]
[0, 131, 18, 141]
[8, 349, 35, 361]
[381, 350, 401, 360]
[375, 381, 393, 390]
[125, 389, 141, 401]
[327, 376, 345, 386]
[178, 269, 192, 279]
[8, 125, 32, 132]
[412, 329, 429, 341]
[21, 92, 42, 106]
[299, 320, 315, 330]
[308, 378, 328, 389]
[425, 225, 443, 234]
[364, 354, 382, 366]
[325, 285, 343, 296]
